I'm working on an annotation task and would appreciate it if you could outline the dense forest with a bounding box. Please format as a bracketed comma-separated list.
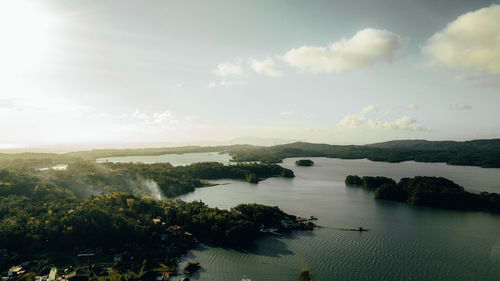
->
[345, 175, 500, 212]
[0, 161, 294, 199]
[0, 160, 308, 278]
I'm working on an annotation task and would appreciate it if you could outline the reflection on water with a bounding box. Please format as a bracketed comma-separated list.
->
[176, 157, 500, 281]
[95, 154, 500, 280]
[96, 152, 232, 166]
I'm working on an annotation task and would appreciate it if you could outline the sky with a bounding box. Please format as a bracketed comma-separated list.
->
[0, 0, 499, 149]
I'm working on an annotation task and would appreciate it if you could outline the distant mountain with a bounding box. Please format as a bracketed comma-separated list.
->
[366, 139, 500, 151]
[1, 138, 500, 168]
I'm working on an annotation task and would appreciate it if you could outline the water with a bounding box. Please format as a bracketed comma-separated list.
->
[109, 154, 500, 281]
[96, 152, 232, 166]
[38, 164, 68, 171]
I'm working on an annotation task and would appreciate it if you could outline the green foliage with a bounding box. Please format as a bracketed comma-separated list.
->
[232, 203, 291, 227]
[345, 175, 362, 185]
[374, 183, 407, 202]
[361, 176, 397, 190]
[0, 159, 301, 253]
[345, 175, 396, 190]
[0, 161, 294, 201]
[0, 159, 309, 273]
[0, 191, 299, 253]
[295, 159, 314, 166]
[348, 175, 500, 213]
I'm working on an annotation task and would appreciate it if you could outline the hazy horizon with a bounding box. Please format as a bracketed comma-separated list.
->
[1, 0, 499, 149]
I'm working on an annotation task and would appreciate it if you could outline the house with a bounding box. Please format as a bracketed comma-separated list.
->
[8, 266, 24, 277]
[75, 248, 96, 257]
[47, 267, 57, 281]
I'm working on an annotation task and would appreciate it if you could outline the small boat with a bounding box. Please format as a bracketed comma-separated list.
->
[335, 226, 370, 232]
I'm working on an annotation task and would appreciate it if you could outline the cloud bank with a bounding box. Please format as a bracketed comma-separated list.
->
[423, 5, 500, 75]
[282, 28, 404, 73]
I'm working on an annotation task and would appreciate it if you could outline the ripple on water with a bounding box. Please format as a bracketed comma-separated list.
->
[174, 157, 500, 281]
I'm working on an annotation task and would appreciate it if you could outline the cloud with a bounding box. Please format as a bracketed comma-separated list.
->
[282, 28, 404, 73]
[449, 104, 472, 110]
[337, 105, 429, 131]
[131, 109, 178, 125]
[337, 105, 377, 128]
[407, 104, 419, 110]
[422, 5, 500, 75]
[212, 62, 244, 77]
[250, 58, 283, 77]
[208, 81, 217, 88]
[367, 116, 428, 131]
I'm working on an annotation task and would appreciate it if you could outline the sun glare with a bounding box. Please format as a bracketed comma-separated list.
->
[0, 1, 56, 76]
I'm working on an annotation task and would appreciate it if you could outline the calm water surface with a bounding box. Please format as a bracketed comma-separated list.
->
[96, 152, 232, 166]
[108, 154, 500, 281]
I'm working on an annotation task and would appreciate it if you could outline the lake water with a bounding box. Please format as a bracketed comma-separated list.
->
[96, 152, 232, 166]
[106, 153, 500, 281]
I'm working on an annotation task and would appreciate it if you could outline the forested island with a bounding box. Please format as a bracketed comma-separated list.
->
[295, 159, 314, 166]
[345, 175, 500, 212]
[0, 160, 310, 281]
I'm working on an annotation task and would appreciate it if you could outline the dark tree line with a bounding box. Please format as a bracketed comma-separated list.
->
[229, 139, 500, 168]
[346, 175, 500, 212]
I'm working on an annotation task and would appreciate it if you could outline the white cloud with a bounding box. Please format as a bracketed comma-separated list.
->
[212, 62, 244, 77]
[250, 58, 283, 77]
[131, 109, 178, 125]
[152, 111, 177, 124]
[367, 116, 428, 131]
[407, 104, 419, 110]
[208, 81, 217, 88]
[338, 105, 428, 131]
[131, 109, 149, 121]
[423, 5, 500, 75]
[337, 105, 377, 128]
[282, 28, 404, 73]
[450, 104, 472, 110]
